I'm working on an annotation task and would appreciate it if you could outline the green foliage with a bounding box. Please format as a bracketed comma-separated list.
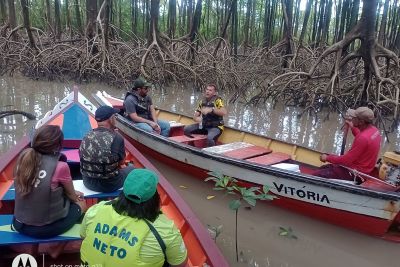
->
[207, 224, 223, 242]
[279, 226, 298, 239]
[205, 171, 277, 262]
[205, 171, 277, 210]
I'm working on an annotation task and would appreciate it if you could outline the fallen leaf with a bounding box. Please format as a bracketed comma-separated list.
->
[179, 185, 187, 189]
[206, 195, 215, 200]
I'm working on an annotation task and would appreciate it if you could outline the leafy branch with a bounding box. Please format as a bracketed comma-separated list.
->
[205, 171, 277, 262]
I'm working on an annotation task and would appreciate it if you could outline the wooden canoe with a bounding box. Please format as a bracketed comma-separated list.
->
[95, 90, 400, 242]
[0, 88, 228, 267]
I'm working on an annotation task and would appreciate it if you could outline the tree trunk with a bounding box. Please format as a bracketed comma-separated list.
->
[231, 0, 238, 58]
[45, 0, 52, 32]
[65, 0, 71, 37]
[322, 0, 332, 44]
[86, 0, 97, 40]
[54, 0, 61, 39]
[337, 0, 349, 41]
[103, 0, 110, 51]
[249, 0, 256, 46]
[74, 0, 83, 35]
[378, 0, 389, 46]
[168, 0, 176, 38]
[262, 0, 271, 47]
[131, 0, 137, 35]
[243, 0, 251, 54]
[187, 0, 192, 33]
[359, 0, 378, 103]
[281, 0, 293, 67]
[0, 0, 7, 24]
[20, 0, 37, 49]
[299, 0, 313, 45]
[8, 0, 17, 40]
[334, 0, 342, 42]
[188, 0, 202, 63]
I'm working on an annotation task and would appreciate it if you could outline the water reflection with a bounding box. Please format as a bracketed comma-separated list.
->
[1, 75, 400, 156]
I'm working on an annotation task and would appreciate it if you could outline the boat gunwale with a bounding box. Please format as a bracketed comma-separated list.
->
[115, 115, 400, 201]
[1, 90, 229, 267]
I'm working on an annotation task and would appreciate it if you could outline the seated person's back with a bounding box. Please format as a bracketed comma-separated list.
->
[80, 169, 188, 267]
[13, 125, 86, 239]
[80, 106, 134, 192]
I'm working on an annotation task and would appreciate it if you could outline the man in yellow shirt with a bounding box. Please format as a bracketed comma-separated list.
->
[80, 169, 187, 267]
[184, 84, 227, 146]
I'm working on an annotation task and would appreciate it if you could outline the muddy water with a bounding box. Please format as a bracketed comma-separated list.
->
[1, 76, 399, 267]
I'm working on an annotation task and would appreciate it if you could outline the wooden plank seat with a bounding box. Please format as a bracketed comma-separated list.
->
[0, 214, 81, 245]
[246, 152, 291, 165]
[202, 142, 272, 160]
[169, 121, 185, 137]
[169, 134, 208, 148]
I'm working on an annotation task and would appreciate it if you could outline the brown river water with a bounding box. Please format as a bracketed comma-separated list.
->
[1, 75, 399, 266]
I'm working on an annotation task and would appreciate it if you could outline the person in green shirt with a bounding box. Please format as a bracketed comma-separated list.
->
[80, 169, 188, 267]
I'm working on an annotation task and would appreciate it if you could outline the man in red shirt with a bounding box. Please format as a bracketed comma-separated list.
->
[314, 107, 381, 181]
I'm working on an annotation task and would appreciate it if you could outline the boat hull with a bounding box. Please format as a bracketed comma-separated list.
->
[116, 117, 400, 241]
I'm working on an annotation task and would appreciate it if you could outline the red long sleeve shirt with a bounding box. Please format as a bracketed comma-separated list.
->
[326, 125, 381, 174]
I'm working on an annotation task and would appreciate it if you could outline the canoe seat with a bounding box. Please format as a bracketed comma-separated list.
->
[169, 134, 208, 148]
[246, 152, 291, 165]
[202, 142, 272, 160]
[168, 121, 185, 137]
[0, 214, 81, 246]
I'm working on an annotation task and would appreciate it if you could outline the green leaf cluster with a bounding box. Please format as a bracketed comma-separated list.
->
[205, 171, 276, 211]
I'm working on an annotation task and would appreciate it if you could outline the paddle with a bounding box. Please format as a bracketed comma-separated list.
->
[340, 123, 349, 155]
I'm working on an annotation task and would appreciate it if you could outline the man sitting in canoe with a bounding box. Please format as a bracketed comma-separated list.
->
[184, 84, 227, 146]
[124, 77, 170, 137]
[79, 106, 135, 192]
[80, 169, 188, 267]
[314, 107, 381, 181]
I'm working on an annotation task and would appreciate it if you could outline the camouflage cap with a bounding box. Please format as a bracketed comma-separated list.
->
[132, 77, 152, 90]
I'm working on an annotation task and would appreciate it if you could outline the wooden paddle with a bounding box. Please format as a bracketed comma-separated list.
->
[340, 123, 349, 155]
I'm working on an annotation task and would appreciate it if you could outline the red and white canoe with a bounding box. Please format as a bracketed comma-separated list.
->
[95, 90, 400, 241]
[0, 88, 228, 267]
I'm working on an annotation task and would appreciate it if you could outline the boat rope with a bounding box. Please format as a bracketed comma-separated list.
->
[340, 165, 395, 188]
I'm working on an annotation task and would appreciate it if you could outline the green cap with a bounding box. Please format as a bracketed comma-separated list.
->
[123, 169, 159, 203]
[132, 77, 152, 90]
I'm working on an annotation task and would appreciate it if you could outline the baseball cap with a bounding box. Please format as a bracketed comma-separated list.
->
[123, 169, 159, 204]
[132, 77, 152, 90]
[346, 107, 375, 123]
[95, 105, 120, 122]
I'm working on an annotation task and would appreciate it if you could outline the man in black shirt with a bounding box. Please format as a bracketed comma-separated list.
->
[79, 106, 134, 192]
[124, 78, 170, 137]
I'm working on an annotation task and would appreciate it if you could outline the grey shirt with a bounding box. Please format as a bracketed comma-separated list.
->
[124, 93, 153, 121]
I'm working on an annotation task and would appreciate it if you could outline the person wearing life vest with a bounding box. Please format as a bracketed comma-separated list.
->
[79, 106, 134, 192]
[80, 169, 188, 267]
[184, 84, 227, 146]
[13, 125, 87, 240]
[124, 77, 170, 137]
[314, 107, 381, 181]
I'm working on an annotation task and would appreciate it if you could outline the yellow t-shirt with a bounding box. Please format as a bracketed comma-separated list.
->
[80, 201, 187, 267]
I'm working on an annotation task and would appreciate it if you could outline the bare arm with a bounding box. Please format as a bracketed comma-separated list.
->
[62, 180, 80, 202]
[150, 105, 158, 124]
